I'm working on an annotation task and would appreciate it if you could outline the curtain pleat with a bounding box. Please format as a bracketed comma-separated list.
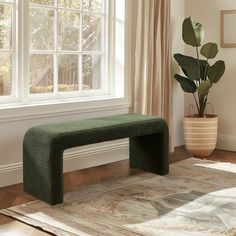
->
[131, 0, 173, 151]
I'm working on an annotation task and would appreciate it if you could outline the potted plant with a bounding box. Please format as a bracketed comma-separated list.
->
[174, 17, 226, 157]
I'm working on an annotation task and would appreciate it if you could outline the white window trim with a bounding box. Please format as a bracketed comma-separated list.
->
[0, 0, 131, 120]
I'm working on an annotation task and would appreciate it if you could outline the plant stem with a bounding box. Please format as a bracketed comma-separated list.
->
[196, 47, 201, 85]
[195, 46, 201, 116]
[199, 94, 208, 117]
[204, 93, 209, 113]
[203, 59, 209, 80]
[193, 93, 200, 115]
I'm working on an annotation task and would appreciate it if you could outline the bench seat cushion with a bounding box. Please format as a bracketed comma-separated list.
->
[24, 113, 168, 150]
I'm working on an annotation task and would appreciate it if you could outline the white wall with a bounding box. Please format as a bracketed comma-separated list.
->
[171, 0, 185, 147]
[185, 0, 236, 151]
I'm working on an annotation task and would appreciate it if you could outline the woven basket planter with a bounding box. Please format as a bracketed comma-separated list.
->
[183, 114, 218, 157]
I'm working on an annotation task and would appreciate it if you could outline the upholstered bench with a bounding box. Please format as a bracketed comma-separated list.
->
[23, 113, 169, 205]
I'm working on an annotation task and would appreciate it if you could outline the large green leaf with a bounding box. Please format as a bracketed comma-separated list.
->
[198, 80, 212, 96]
[174, 74, 197, 93]
[174, 54, 199, 80]
[174, 54, 208, 80]
[182, 17, 204, 47]
[207, 60, 225, 83]
[200, 43, 218, 59]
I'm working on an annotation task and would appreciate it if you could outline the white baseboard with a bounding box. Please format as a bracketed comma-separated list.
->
[217, 135, 236, 152]
[0, 162, 23, 188]
[63, 141, 129, 172]
[0, 140, 129, 188]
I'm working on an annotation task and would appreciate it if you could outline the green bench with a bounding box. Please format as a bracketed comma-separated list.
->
[23, 113, 169, 205]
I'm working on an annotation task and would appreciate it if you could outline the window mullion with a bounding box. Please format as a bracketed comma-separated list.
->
[21, 0, 30, 103]
[107, 0, 115, 96]
[54, 1, 58, 94]
[101, 0, 107, 92]
[11, 0, 17, 98]
[78, 0, 83, 92]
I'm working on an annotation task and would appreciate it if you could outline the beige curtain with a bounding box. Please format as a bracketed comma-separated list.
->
[131, 0, 173, 151]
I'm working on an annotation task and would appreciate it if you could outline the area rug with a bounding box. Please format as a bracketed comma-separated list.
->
[1, 158, 236, 236]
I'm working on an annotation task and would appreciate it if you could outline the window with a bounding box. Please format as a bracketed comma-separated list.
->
[0, 0, 125, 104]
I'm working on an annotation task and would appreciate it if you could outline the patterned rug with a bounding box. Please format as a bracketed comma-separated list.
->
[1, 158, 236, 236]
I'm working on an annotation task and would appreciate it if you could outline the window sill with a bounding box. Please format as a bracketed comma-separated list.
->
[0, 95, 130, 123]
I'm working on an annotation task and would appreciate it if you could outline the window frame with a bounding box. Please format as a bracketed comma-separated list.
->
[0, 0, 122, 106]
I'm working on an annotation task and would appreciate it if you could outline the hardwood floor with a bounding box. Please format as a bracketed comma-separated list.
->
[0, 146, 235, 235]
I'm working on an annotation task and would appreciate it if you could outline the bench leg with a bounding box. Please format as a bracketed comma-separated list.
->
[23, 143, 64, 205]
[129, 132, 169, 175]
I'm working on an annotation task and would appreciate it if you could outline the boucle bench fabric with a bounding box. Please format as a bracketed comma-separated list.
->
[23, 113, 169, 205]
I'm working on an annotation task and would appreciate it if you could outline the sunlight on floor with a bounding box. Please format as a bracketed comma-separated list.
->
[0, 220, 48, 236]
[125, 187, 236, 234]
[195, 161, 236, 173]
